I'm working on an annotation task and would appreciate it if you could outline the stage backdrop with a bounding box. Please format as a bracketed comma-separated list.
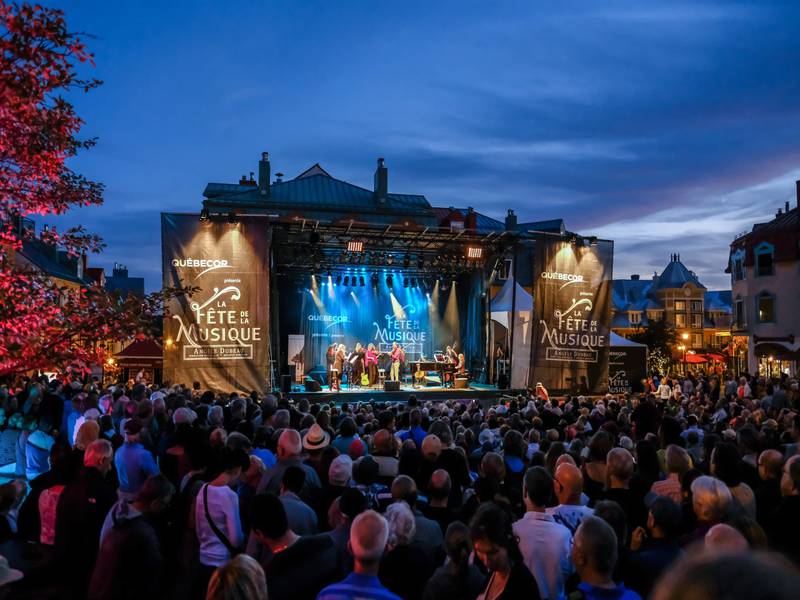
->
[161, 214, 270, 393]
[299, 274, 466, 372]
[531, 239, 613, 393]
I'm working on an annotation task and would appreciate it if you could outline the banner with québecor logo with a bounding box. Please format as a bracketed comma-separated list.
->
[531, 239, 613, 393]
[161, 213, 269, 393]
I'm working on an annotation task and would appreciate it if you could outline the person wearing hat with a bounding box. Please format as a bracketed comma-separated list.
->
[114, 418, 159, 501]
[626, 496, 684, 598]
[303, 423, 331, 453]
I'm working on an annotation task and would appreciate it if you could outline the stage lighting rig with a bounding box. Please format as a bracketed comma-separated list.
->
[386, 254, 395, 265]
[403, 253, 411, 268]
[344, 276, 350, 286]
[466, 246, 483, 260]
[359, 275, 365, 286]
[199, 208, 210, 221]
[386, 274, 393, 287]
[371, 273, 379, 288]
[335, 275, 342, 286]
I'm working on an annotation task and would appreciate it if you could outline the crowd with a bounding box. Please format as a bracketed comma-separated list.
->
[0, 369, 799, 599]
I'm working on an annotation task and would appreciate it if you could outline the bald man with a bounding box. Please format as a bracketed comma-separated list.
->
[421, 469, 456, 535]
[598, 447, 647, 530]
[705, 523, 748, 553]
[257, 429, 321, 497]
[547, 463, 593, 535]
[756, 449, 783, 523]
[317, 510, 401, 600]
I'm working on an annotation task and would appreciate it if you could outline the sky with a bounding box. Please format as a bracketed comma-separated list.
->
[46, 0, 800, 291]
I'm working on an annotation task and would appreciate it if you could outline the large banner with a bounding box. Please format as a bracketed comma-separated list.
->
[531, 239, 613, 393]
[161, 214, 270, 393]
[608, 345, 647, 394]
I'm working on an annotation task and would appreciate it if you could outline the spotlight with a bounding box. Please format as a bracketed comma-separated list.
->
[403, 254, 411, 268]
[386, 254, 394, 265]
[411, 278, 418, 288]
[359, 275, 365, 286]
[403, 277, 409, 288]
[336, 275, 342, 286]
[386, 274, 393, 287]
[417, 256, 424, 269]
[466, 246, 483, 259]
[371, 273, 379, 287]
[326, 270, 332, 278]
[344, 276, 350, 286]
[199, 208, 210, 221]
[347, 240, 364, 253]
[227, 211, 237, 224]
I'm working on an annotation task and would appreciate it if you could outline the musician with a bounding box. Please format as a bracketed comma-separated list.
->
[350, 343, 366, 385]
[390, 342, 403, 382]
[365, 343, 379, 386]
[332, 344, 346, 391]
[456, 353, 466, 376]
[326, 343, 337, 389]
[445, 345, 458, 364]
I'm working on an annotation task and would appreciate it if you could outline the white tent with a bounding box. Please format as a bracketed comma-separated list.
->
[490, 277, 534, 388]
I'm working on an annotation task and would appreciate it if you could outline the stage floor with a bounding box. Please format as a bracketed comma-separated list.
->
[287, 382, 513, 404]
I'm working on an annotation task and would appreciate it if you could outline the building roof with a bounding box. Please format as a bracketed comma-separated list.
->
[612, 278, 654, 311]
[430, 207, 505, 233]
[517, 219, 566, 234]
[653, 254, 705, 290]
[17, 239, 90, 285]
[729, 204, 799, 267]
[203, 165, 438, 225]
[704, 290, 732, 313]
[106, 274, 145, 296]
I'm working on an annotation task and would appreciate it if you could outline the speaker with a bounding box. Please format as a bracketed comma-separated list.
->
[454, 377, 468, 389]
[384, 381, 400, 392]
[304, 378, 322, 392]
[281, 375, 292, 393]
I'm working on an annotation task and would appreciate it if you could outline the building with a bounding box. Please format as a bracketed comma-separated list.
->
[105, 263, 145, 296]
[727, 181, 799, 377]
[611, 254, 732, 362]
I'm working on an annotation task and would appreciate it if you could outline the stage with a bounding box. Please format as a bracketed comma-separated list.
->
[287, 381, 514, 404]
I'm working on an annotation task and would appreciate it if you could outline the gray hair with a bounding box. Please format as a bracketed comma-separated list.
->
[691, 476, 732, 523]
[385, 501, 416, 546]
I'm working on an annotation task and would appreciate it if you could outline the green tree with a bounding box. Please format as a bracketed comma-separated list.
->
[630, 318, 676, 357]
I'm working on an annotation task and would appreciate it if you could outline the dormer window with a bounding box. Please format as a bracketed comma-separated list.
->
[754, 242, 774, 277]
[731, 248, 746, 282]
[629, 311, 641, 325]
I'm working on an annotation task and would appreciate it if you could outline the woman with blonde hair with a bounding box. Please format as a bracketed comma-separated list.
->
[206, 554, 267, 600]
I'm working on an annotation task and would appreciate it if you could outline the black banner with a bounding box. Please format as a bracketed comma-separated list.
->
[608, 345, 647, 394]
[531, 239, 613, 393]
[161, 214, 270, 393]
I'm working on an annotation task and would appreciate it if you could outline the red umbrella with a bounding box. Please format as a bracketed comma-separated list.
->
[684, 353, 708, 364]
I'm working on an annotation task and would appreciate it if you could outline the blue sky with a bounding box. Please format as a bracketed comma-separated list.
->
[48, 0, 800, 291]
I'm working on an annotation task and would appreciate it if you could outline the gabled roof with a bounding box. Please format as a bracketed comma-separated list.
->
[203, 166, 436, 223]
[18, 239, 90, 285]
[115, 338, 163, 359]
[729, 205, 799, 266]
[654, 256, 706, 290]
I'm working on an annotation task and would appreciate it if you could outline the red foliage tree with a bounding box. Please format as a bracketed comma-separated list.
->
[0, 2, 185, 379]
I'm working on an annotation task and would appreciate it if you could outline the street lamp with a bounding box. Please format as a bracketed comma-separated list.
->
[678, 344, 686, 375]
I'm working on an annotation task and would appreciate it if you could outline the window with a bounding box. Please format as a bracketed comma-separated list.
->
[731, 249, 746, 282]
[691, 300, 702, 311]
[734, 297, 745, 327]
[675, 300, 686, 311]
[647, 310, 662, 321]
[691, 313, 703, 328]
[692, 333, 703, 348]
[757, 293, 775, 323]
[755, 243, 774, 277]
[499, 258, 512, 280]
[629, 311, 641, 325]
[676, 313, 686, 327]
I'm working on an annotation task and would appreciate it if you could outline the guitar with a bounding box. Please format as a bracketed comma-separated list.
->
[361, 372, 370, 386]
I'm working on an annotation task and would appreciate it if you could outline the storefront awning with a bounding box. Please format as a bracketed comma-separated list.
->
[754, 342, 799, 360]
[115, 338, 164, 368]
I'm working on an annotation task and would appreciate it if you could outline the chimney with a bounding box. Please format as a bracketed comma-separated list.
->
[777, 207, 783, 217]
[275, 172, 284, 184]
[505, 209, 517, 231]
[786, 200, 790, 213]
[374, 158, 388, 204]
[631, 274, 640, 280]
[258, 152, 270, 197]
[796, 179, 800, 209]
[465, 206, 477, 230]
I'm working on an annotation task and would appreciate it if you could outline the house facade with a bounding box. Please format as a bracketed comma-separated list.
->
[611, 254, 732, 363]
[727, 181, 799, 377]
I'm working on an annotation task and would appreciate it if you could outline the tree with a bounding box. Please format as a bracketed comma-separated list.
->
[629, 318, 676, 361]
[0, 2, 186, 379]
